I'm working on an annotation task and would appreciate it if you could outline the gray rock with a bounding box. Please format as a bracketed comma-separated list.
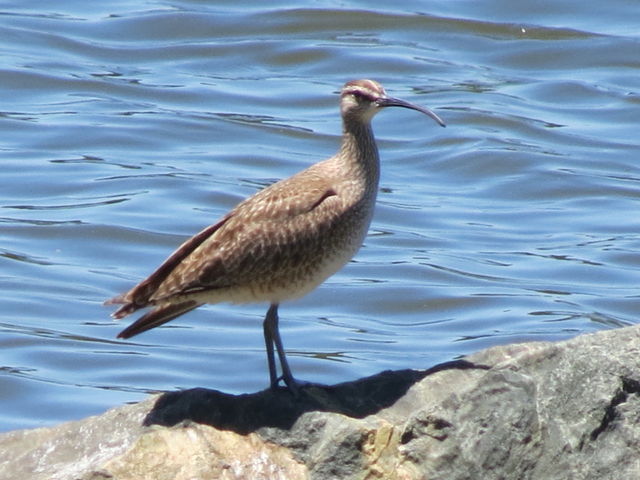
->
[1, 325, 639, 480]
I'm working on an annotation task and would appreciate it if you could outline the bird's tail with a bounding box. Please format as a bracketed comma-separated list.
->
[117, 300, 202, 339]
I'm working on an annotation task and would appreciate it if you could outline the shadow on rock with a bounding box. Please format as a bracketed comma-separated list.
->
[143, 359, 487, 434]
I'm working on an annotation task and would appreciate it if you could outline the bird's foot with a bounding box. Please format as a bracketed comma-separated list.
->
[271, 375, 314, 397]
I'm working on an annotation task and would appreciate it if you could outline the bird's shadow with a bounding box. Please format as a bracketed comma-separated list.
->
[143, 359, 487, 435]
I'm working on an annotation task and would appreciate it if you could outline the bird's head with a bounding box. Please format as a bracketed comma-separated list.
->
[340, 79, 445, 127]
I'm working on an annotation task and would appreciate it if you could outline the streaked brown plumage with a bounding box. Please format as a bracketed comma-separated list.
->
[106, 79, 445, 393]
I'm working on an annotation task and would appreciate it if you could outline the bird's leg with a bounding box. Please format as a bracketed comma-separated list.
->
[271, 308, 299, 395]
[263, 303, 299, 395]
[263, 304, 278, 389]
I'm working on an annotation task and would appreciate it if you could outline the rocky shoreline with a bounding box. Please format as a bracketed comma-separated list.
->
[1, 324, 639, 479]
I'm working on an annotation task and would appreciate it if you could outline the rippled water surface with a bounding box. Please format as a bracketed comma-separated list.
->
[1, 1, 639, 431]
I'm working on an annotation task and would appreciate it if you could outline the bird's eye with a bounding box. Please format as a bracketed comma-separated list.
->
[348, 89, 375, 103]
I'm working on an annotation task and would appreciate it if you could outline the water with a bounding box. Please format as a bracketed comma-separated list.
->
[1, 0, 638, 432]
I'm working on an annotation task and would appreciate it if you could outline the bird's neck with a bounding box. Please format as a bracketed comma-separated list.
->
[338, 119, 380, 194]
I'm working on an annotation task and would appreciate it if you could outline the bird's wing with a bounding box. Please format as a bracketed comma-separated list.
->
[148, 169, 344, 300]
[108, 165, 345, 314]
[105, 215, 232, 316]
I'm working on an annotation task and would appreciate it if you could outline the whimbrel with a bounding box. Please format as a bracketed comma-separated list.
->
[106, 79, 445, 394]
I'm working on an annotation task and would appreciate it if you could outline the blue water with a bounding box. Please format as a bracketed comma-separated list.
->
[1, 1, 639, 432]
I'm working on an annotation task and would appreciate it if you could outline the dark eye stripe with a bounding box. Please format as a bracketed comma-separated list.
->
[344, 88, 377, 102]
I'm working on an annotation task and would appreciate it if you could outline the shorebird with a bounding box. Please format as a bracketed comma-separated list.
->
[106, 79, 445, 394]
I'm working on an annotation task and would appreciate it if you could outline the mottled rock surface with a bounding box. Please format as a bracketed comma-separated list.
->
[1, 325, 639, 480]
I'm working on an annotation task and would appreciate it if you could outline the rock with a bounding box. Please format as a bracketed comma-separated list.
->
[1, 325, 640, 480]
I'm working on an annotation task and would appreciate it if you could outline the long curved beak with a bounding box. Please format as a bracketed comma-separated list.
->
[377, 96, 446, 128]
